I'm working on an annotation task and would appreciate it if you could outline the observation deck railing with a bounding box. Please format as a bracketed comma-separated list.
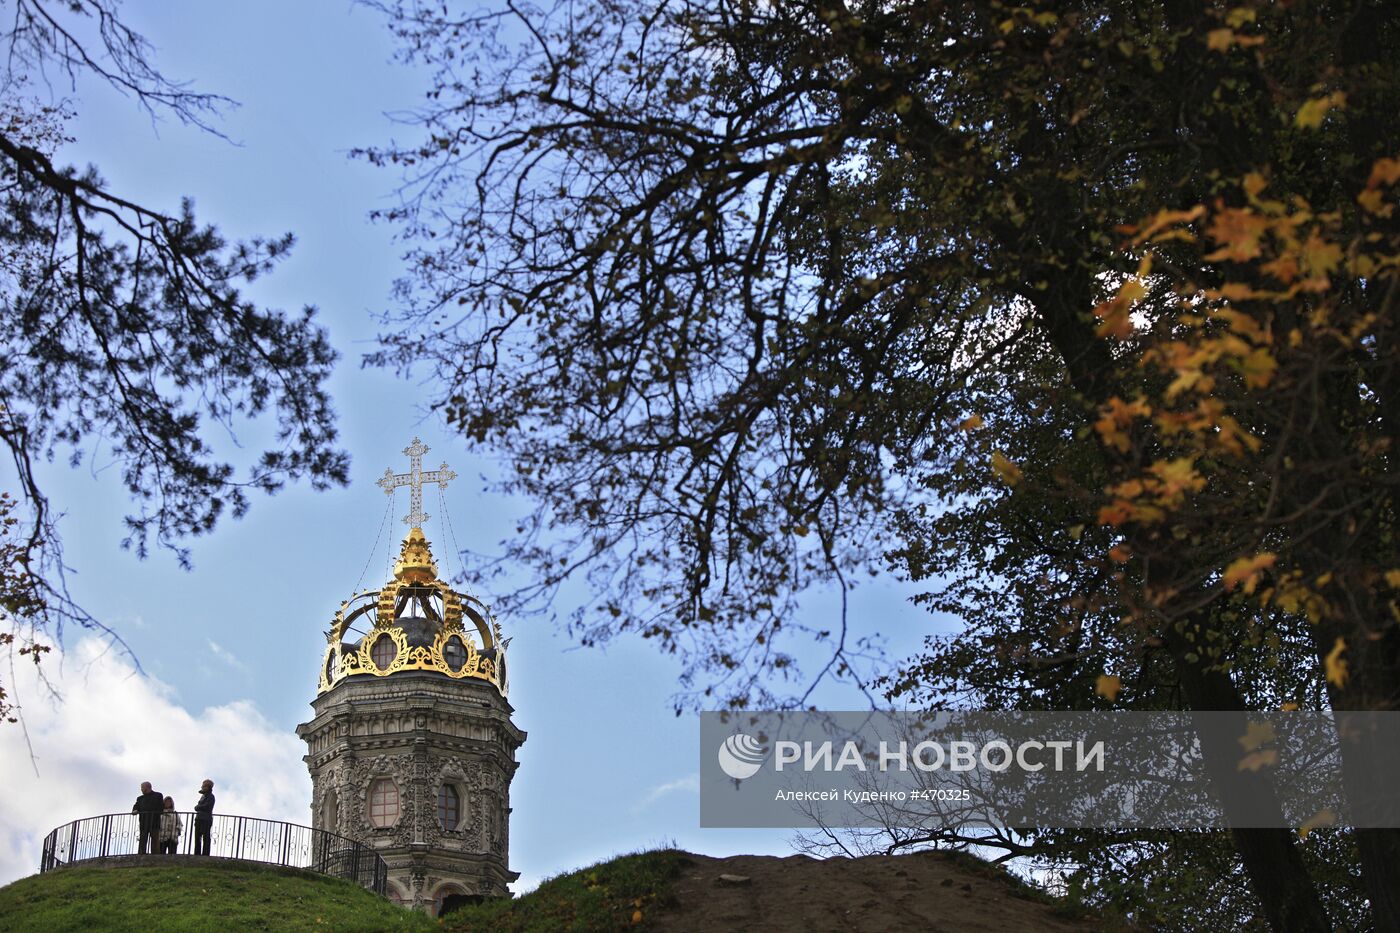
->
[39, 812, 388, 895]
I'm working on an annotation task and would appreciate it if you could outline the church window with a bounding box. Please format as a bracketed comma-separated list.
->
[371, 634, 396, 670]
[437, 784, 460, 830]
[369, 778, 399, 827]
[433, 885, 467, 917]
[322, 788, 338, 830]
[443, 636, 467, 672]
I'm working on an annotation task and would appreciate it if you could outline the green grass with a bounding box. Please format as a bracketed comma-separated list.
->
[0, 847, 1115, 932]
[0, 862, 440, 933]
[443, 849, 690, 933]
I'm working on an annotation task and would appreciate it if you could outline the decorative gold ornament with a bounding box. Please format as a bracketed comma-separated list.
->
[319, 528, 509, 696]
[318, 440, 508, 696]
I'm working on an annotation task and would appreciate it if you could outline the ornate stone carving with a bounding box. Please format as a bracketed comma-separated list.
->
[298, 486, 525, 914]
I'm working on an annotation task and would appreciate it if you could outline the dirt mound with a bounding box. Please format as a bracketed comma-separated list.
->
[646, 851, 1106, 932]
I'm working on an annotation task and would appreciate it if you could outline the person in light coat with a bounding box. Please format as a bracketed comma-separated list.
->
[159, 797, 183, 855]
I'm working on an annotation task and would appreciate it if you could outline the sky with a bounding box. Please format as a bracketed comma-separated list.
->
[0, 0, 945, 891]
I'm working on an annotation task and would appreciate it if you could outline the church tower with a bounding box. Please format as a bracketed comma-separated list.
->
[297, 439, 525, 914]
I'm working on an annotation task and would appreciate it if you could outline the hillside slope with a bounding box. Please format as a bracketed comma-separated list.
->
[0, 849, 1113, 932]
[0, 860, 437, 933]
[445, 849, 1113, 932]
[648, 851, 1107, 932]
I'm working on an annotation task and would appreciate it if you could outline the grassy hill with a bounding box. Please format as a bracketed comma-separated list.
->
[0, 861, 438, 933]
[0, 849, 1111, 932]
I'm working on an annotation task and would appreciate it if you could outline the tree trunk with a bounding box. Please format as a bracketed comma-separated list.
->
[1030, 281, 1333, 932]
[1163, 619, 1333, 933]
[1312, 616, 1400, 933]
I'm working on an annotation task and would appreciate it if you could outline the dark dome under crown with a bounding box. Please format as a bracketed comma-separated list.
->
[319, 527, 508, 695]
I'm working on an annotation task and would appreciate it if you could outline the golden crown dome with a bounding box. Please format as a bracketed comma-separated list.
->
[318, 438, 508, 696]
[318, 527, 509, 695]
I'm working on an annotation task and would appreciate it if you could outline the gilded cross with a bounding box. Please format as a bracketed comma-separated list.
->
[377, 437, 457, 527]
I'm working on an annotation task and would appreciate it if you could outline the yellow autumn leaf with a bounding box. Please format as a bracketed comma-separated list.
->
[1298, 808, 1337, 839]
[1206, 28, 1235, 51]
[1368, 156, 1400, 187]
[1097, 502, 1132, 527]
[1095, 674, 1122, 701]
[1237, 719, 1275, 752]
[991, 450, 1022, 486]
[1296, 91, 1346, 130]
[1205, 207, 1270, 262]
[1385, 570, 1400, 589]
[1109, 475, 1144, 497]
[1131, 205, 1205, 245]
[631, 909, 644, 925]
[959, 414, 984, 431]
[1226, 7, 1256, 27]
[1166, 368, 1206, 400]
[1118, 279, 1147, 304]
[1262, 253, 1301, 283]
[1325, 637, 1348, 687]
[1300, 232, 1343, 278]
[1239, 347, 1278, 388]
[1218, 281, 1261, 301]
[1222, 552, 1276, 592]
[1357, 188, 1388, 215]
[1150, 457, 1206, 499]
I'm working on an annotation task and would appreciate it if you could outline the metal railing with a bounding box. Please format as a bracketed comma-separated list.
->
[39, 812, 388, 895]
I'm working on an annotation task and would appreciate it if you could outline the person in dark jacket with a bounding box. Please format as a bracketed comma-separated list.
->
[132, 782, 163, 855]
[193, 779, 215, 856]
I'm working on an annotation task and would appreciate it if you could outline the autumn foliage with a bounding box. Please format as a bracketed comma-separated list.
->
[362, 0, 1400, 927]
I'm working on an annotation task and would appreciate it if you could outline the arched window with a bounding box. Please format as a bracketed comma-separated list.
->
[369, 778, 399, 828]
[322, 787, 339, 831]
[437, 784, 460, 831]
[371, 634, 396, 670]
[434, 884, 467, 918]
[442, 635, 467, 672]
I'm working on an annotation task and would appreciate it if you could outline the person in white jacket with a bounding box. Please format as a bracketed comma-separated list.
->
[159, 797, 183, 855]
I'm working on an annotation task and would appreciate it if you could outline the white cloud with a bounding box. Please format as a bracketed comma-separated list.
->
[632, 774, 699, 813]
[207, 639, 248, 672]
[511, 873, 543, 896]
[0, 638, 310, 886]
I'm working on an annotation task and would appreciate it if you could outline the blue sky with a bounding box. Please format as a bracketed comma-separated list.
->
[0, 0, 945, 891]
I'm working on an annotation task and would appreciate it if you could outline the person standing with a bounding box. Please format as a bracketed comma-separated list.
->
[193, 779, 215, 856]
[132, 782, 163, 855]
[159, 797, 183, 855]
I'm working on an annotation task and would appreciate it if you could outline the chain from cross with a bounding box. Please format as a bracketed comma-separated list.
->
[377, 437, 457, 527]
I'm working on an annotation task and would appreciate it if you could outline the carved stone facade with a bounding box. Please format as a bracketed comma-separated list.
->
[299, 445, 524, 914]
[297, 670, 525, 912]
